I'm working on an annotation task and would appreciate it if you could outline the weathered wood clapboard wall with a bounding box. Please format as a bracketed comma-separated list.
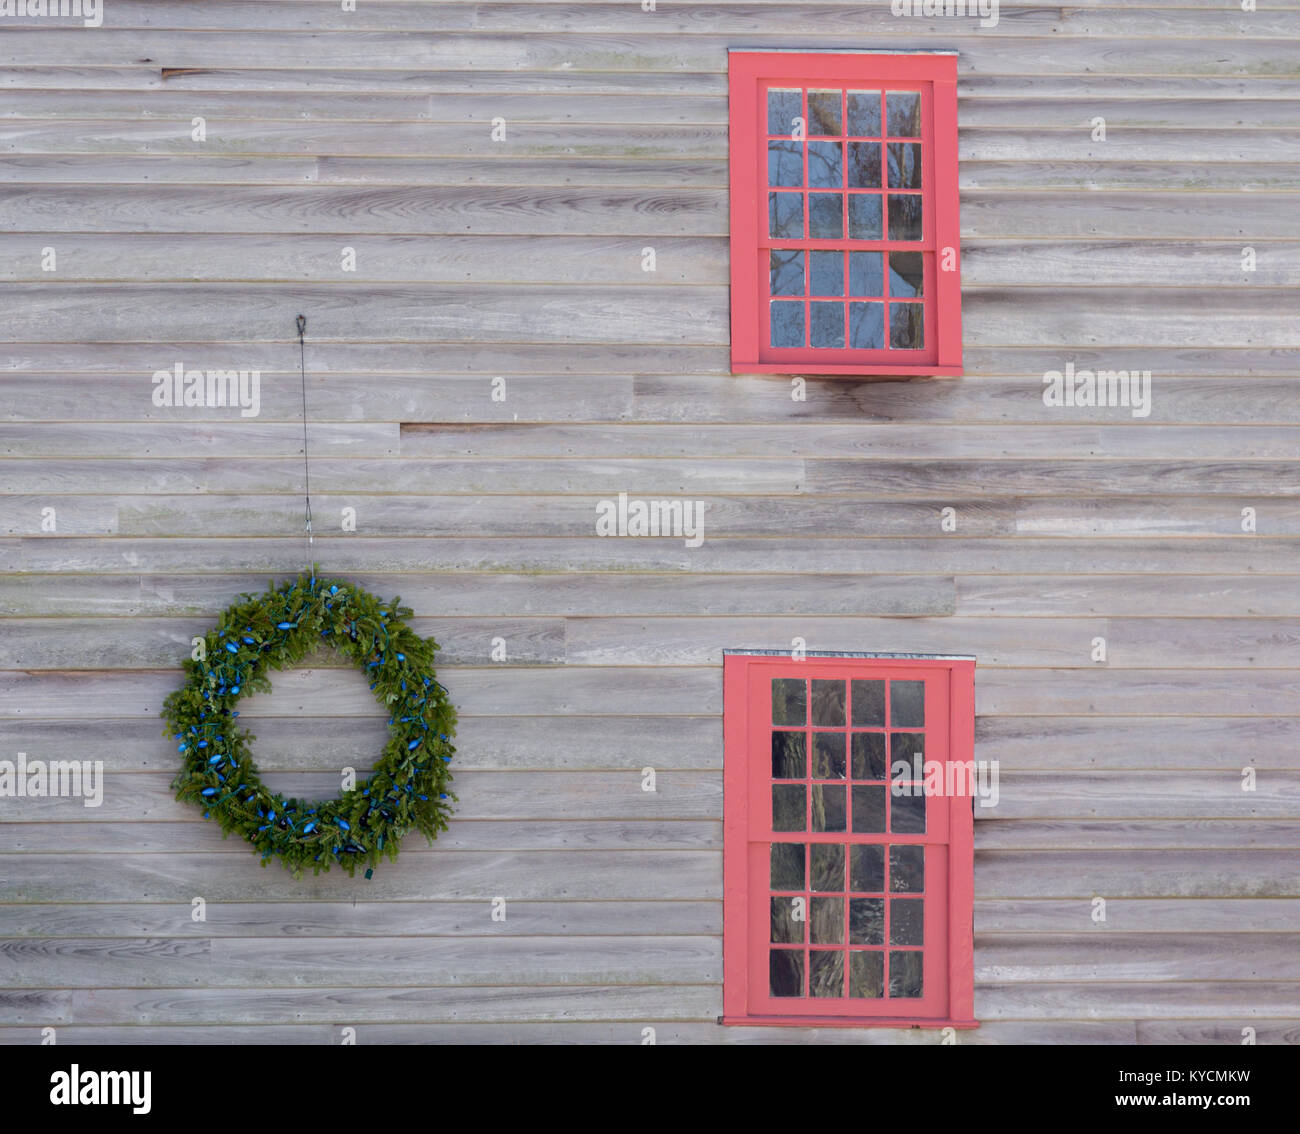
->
[2, 1, 1299, 1045]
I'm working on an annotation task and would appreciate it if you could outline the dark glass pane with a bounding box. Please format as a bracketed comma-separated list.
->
[810, 679, 846, 725]
[890, 731, 924, 775]
[809, 949, 844, 997]
[769, 191, 804, 238]
[851, 732, 886, 780]
[810, 302, 844, 349]
[889, 950, 923, 998]
[772, 785, 806, 832]
[886, 91, 921, 137]
[846, 90, 881, 136]
[771, 731, 806, 778]
[889, 303, 925, 350]
[851, 679, 886, 725]
[891, 793, 926, 835]
[810, 897, 844, 944]
[810, 843, 845, 892]
[772, 677, 807, 725]
[851, 784, 886, 833]
[771, 896, 804, 943]
[767, 140, 803, 187]
[767, 89, 803, 136]
[770, 948, 804, 997]
[887, 194, 923, 241]
[812, 732, 846, 779]
[847, 194, 882, 239]
[890, 897, 924, 946]
[887, 142, 922, 189]
[808, 90, 842, 136]
[890, 845, 925, 893]
[890, 681, 925, 726]
[808, 193, 843, 239]
[770, 842, 805, 890]
[848, 302, 884, 349]
[807, 140, 843, 188]
[889, 252, 924, 297]
[849, 252, 883, 297]
[770, 301, 804, 349]
[849, 950, 884, 997]
[847, 141, 881, 188]
[809, 251, 844, 297]
[848, 897, 884, 945]
[810, 784, 846, 832]
[850, 844, 884, 892]
[769, 249, 805, 298]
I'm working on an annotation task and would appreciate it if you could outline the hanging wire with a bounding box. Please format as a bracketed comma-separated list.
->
[296, 314, 313, 568]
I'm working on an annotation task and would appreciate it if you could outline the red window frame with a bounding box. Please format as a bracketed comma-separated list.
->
[728, 50, 962, 376]
[722, 651, 976, 1028]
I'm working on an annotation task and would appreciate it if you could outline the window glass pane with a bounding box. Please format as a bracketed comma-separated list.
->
[772, 785, 805, 832]
[770, 948, 804, 997]
[767, 88, 803, 136]
[851, 732, 886, 780]
[808, 193, 843, 239]
[810, 679, 846, 725]
[771, 896, 804, 943]
[847, 194, 882, 239]
[851, 784, 886, 833]
[849, 252, 883, 297]
[888, 252, 924, 298]
[810, 301, 845, 349]
[771, 730, 806, 778]
[849, 950, 884, 997]
[891, 680, 925, 726]
[807, 90, 842, 136]
[812, 732, 846, 779]
[891, 793, 926, 835]
[890, 897, 924, 946]
[770, 842, 806, 890]
[770, 301, 805, 349]
[847, 141, 881, 188]
[850, 844, 884, 892]
[886, 91, 921, 137]
[890, 303, 925, 350]
[887, 142, 922, 189]
[848, 301, 884, 349]
[849, 898, 884, 945]
[809, 251, 844, 297]
[809, 949, 844, 997]
[889, 950, 923, 998]
[890, 845, 925, 893]
[887, 194, 923, 241]
[768, 140, 803, 187]
[769, 191, 804, 238]
[810, 784, 846, 831]
[851, 679, 886, 725]
[810, 897, 844, 944]
[772, 677, 807, 725]
[846, 90, 881, 136]
[807, 140, 843, 188]
[769, 249, 804, 297]
[811, 843, 845, 892]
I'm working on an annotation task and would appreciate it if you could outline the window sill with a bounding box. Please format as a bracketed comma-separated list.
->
[720, 1015, 979, 1029]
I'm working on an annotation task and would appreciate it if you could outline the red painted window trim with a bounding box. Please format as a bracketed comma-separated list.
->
[722, 652, 976, 1028]
[728, 51, 962, 376]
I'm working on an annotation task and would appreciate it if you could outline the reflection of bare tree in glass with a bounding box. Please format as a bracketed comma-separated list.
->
[769, 949, 803, 997]
[810, 950, 844, 997]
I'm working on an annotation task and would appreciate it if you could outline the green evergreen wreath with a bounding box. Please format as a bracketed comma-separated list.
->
[162, 570, 457, 878]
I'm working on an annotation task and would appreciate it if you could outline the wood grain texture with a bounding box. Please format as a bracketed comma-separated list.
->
[4, 3, 1300, 1043]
